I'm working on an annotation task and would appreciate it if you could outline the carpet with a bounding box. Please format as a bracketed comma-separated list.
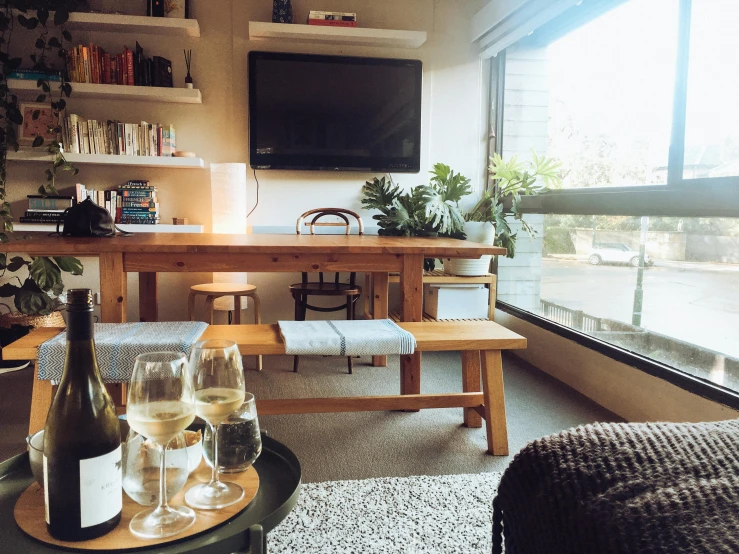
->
[269, 472, 502, 554]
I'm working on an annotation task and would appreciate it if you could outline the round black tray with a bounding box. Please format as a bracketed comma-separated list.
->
[0, 433, 301, 554]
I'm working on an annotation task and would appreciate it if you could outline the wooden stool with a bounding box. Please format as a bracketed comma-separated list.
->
[188, 283, 263, 371]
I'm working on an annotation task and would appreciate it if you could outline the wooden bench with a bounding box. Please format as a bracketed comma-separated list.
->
[5, 321, 526, 455]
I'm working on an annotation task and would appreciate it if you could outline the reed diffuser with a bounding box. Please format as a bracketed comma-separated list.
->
[184, 49, 193, 89]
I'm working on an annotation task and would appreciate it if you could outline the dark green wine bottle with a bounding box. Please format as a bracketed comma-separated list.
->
[43, 289, 122, 541]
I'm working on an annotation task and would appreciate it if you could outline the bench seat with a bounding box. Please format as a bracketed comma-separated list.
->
[6, 321, 526, 455]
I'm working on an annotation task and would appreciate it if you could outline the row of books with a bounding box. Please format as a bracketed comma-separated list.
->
[18, 181, 160, 225]
[66, 42, 173, 88]
[61, 115, 176, 157]
[308, 10, 358, 27]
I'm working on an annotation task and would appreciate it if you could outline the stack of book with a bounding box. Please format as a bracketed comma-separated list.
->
[308, 11, 357, 27]
[75, 183, 117, 216]
[66, 42, 172, 87]
[61, 115, 176, 157]
[117, 180, 159, 225]
[19, 195, 74, 224]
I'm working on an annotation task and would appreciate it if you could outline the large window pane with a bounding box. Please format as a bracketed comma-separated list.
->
[501, 215, 739, 391]
[684, 0, 739, 179]
[503, 0, 678, 187]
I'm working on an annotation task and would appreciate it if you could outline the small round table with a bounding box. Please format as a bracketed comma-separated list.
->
[0, 434, 301, 554]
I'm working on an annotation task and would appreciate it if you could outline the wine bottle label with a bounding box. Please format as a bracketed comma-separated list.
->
[79, 446, 122, 528]
[43, 455, 50, 525]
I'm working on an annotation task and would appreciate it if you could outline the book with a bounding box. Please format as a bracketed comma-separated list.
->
[25, 209, 67, 216]
[126, 47, 135, 86]
[8, 70, 62, 81]
[308, 19, 359, 27]
[27, 196, 74, 211]
[308, 10, 357, 18]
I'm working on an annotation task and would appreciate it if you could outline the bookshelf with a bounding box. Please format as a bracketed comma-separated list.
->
[65, 12, 200, 37]
[14, 223, 204, 233]
[8, 79, 202, 104]
[248, 21, 428, 49]
[8, 151, 205, 169]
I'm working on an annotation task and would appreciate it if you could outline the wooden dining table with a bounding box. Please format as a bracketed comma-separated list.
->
[1, 233, 505, 397]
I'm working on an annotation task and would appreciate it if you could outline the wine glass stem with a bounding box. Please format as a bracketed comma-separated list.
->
[210, 423, 220, 485]
[158, 443, 170, 512]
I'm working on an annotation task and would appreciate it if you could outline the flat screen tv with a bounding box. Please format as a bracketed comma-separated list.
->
[248, 51, 422, 172]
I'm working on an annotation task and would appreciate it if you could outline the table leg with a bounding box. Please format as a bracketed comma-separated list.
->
[100, 252, 127, 323]
[461, 350, 483, 428]
[481, 349, 509, 455]
[138, 272, 158, 322]
[28, 362, 53, 436]
[400, 254, 423, 399]
[371, 271, 389, 367]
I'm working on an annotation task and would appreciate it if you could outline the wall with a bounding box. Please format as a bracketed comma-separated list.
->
[3, 0, 488, 323]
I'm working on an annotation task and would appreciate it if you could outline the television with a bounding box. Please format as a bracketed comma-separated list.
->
[248, 51, 422, 172]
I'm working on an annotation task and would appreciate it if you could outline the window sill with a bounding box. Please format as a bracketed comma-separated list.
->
[496, 301, 739, 411]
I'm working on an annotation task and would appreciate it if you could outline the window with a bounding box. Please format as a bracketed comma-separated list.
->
[495, 0, 739, 400]
[684, 0, 739, 179]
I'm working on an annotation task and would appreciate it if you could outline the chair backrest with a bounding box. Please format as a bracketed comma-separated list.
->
[296, 208, 364, 236]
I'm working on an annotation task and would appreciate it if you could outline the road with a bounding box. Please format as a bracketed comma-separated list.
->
[540, 258, 739, 359]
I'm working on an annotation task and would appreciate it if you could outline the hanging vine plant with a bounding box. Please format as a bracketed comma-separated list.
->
[0, 1, 85, 319]
[0, 0, 82, 241]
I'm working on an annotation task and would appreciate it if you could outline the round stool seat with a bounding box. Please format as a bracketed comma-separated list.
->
[190, 283, 257, 295]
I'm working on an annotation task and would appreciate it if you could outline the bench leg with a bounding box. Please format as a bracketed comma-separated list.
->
[28, 362, 53, 436]
[371, 272, 389, 367]
[481, 349, 508, 455]
[461, 351, 482, 428]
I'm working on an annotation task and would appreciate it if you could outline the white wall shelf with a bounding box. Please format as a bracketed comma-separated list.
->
[8, 151, 205, 169]
[14, 223, 204, 233]
[248, 21, 427, 49]
[66, 12, 200, 37]
[8, 79, 202, 104]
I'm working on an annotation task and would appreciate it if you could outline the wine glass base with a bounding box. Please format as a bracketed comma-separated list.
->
[185, 481, 244, 510]
[129, 505, 196, 539]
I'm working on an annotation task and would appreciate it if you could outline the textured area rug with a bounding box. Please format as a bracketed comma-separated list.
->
[269, 472, 502, 554]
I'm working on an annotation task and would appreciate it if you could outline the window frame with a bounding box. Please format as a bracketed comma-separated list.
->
[493, 0, 739, 408]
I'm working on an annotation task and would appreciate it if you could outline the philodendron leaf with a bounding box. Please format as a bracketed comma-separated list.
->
[28, 256, 61, 291]
[54, 256, 83, 275]
[15, 278, 53, 315]
[6, 256, 28, 272]
[0, 282, 19, 297]
[51, 281, 65, 296]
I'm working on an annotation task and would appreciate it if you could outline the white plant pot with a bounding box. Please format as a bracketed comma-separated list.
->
[445, 222, 495, 277]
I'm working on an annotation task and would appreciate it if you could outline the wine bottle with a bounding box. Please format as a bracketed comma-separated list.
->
[43, 289, 122, 541]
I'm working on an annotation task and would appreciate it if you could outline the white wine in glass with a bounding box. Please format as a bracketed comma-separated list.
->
[185, 339, 246, 510]
[127, 352, 196, 539]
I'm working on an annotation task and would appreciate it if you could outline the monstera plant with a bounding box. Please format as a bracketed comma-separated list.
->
[361, 163, 471, 237]
[361, 163, 472, 270]
[0, 253, 82, 315]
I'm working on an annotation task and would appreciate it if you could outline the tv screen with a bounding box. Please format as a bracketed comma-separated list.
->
[248, 51, 422, 172]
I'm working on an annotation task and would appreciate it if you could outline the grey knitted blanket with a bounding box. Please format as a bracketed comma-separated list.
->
[492, 419, 739, 554]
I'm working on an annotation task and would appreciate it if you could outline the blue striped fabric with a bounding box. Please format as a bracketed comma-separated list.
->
[278, 319, 416, 356]
[37, 322, 208, 383]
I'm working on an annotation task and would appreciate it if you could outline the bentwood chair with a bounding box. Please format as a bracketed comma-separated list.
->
[288, 208, 364, 374]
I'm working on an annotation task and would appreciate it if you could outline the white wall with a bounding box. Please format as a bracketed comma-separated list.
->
[3, 0, 489, 323]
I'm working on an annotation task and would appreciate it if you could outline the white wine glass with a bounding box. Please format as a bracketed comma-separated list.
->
[126, 352, 196, 538]
[185, 339, 246, 510]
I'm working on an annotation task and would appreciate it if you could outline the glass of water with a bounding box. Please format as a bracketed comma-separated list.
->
[204, 393, 262, 474]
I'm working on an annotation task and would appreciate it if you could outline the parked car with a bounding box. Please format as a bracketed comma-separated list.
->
[588, 243, 653, 267]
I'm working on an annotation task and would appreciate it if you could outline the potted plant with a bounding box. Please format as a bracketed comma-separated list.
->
[361, 163, 471, 269]
[0, 253, 82, 328]
[444, 151, 562, 276]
